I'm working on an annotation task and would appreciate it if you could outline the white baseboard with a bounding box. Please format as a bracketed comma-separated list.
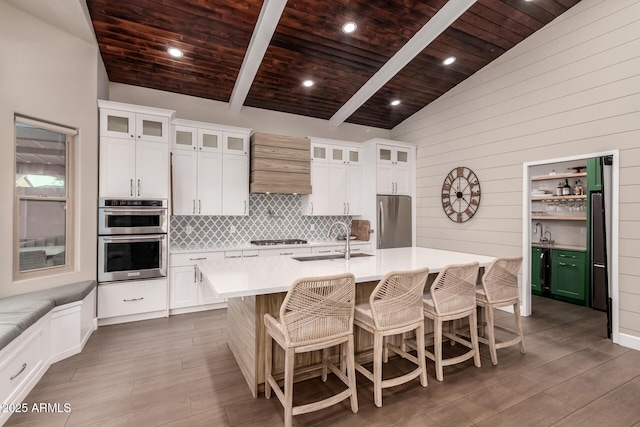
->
[169, 302, 227, 316]
[618, 332, 640, 352]
[97, 310, 166, 326]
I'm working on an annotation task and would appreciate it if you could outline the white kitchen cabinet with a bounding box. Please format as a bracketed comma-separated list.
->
[98, 102, 174, 198]
[376, 144, 411, 196]
[171, 120, 250, 216]
[169, 252, 225, 311]
[97, 279, 167, 319]
[222, 151, 249, 215]
[303, 141, 362, 215]
[100, 108, 169, 143]
[99, 137, 168, 198]
[258, 247, 312, 257]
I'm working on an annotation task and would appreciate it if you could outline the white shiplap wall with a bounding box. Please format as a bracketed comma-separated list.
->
[392, 0, 640, 343]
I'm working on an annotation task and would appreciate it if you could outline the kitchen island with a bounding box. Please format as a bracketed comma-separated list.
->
[198, 247, 495, 397]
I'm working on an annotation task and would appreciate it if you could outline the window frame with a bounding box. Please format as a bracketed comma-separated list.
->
[13, 116, 76, 280]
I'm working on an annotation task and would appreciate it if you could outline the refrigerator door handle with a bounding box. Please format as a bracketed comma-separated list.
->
[378, 201, 384, 248]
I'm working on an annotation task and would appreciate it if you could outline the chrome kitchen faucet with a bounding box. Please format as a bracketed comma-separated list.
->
[328, 222, 351, 260]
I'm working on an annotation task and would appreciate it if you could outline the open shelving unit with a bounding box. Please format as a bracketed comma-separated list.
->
[531, 216, 586, 221]
[531, 172, 587, 181]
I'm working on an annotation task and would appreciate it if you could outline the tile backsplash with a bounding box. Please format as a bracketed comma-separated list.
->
[170, 194, 352, 249]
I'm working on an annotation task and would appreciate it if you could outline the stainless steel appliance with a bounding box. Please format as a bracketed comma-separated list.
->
[98, 199, 168, 283]
[589, 155, 612, 338]
[377, 195, 412, 249]
[98, 199, 168, 235]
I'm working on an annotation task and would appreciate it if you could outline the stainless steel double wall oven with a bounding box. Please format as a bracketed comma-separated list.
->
[98, 199, 167, 283]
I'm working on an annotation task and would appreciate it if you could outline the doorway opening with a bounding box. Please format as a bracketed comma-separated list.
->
[522, 151, 618, 343]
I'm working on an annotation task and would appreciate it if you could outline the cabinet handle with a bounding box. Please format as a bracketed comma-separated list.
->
[10, 363, 27, 381]
[199, 272, 203, 282]
[244, 200, 247, 215]
[199, 200, 201, 214]
[344, 203, 346, 214]
[194, 266, 197, 283]
[318, 250, 331, 253]
[137, 179, 141, 197]
[347, 202, 350, 214]
[244, 254, 259, 258]
[123, 297, 144, 302]
[280, 252, 293, 255]
[192, 199, 195, 215]
[189, 257, 206, 261]
[130, 179, 133, 197]
[226, 255, 242, 259]
[310, 202, 314, 215]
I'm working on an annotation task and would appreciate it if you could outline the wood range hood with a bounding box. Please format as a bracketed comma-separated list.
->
[249, 133, 312, 194]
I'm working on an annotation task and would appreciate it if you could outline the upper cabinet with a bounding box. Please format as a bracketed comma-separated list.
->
[100, 108, 169, 143]
[302, 140, 362, 216]
[376, 145, 412, 195]
[171, 120, 250, 216]
[98, 101, 174, 198]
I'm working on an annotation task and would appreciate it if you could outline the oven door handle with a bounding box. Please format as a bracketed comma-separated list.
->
[101, 209, 166, 214]
[101, 235, 166, 241]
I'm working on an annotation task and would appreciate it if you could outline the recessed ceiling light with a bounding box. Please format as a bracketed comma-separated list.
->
[390, 100, 401, 106]
[302, 80, 314, 87]
[342, 22, 357, 34]
[443, 56, 456, 65]
[167, 47, 183, 58]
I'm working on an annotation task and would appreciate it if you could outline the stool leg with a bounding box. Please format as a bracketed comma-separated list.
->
[373, 331, 383, 407]
[470, 309, 482, 368]
[513, 301, 526, 353]
[434, 317, 444, 381]
[346, 335, 359, 413]
[284, 348, 295, 427]
[485, 305, 497, 365]
[265, 330, 272, 398]
[383, 335, 389, 363]
[321, 348, 329, 382]
[416, 322, 428, 387]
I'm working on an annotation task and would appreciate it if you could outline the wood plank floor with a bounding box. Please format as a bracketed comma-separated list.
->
[7, 296, 640, 426]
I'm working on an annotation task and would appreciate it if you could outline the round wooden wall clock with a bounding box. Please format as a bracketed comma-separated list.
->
[441, 166, 481, 223]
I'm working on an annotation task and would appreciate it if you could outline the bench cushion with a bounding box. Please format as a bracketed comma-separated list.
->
[33, 280, 96, 306]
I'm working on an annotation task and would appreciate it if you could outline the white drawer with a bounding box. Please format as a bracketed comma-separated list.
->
[258, 247, 312, 257]
[312, 246, 342, 254]
[0, 329, 44, 404]
[170, 251, 224, 266]
[98, 279, 167, 319]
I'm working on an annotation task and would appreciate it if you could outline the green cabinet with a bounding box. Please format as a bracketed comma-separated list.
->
[587, 158, 601, 192]
[551, 249, 587, 301]
[531, 247, 542, 293]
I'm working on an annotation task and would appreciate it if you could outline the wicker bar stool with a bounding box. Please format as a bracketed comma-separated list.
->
[353, 267, 430, 407]
[264, 273, 358, 427]
[476, 257, 526, 365]
[409, 262, 481, 381]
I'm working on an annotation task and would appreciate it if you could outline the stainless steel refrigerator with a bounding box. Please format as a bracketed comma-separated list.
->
[377, 195, 412, 249]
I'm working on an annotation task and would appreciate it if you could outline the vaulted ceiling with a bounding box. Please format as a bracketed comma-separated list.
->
[87, 0, 581, 130]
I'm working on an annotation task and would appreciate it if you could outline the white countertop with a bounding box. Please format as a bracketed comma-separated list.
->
[198, 246, 496, 298]
[170, 240, 369, 254]
[531, 243, 586, 252]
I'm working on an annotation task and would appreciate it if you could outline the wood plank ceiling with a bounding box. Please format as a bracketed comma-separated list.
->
[87, 0, 581, 130]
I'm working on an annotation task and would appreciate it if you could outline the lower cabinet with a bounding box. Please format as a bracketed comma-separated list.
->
[169, 251, 225, 310]
[98, 279, 168, 320]
[531, 247, 542, 293]
[551, 249, 587, 301]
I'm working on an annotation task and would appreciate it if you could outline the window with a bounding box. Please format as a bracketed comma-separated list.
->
[14, 116, 76, 278]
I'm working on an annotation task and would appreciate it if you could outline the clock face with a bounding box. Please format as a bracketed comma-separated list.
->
[441, 167, 481, 223]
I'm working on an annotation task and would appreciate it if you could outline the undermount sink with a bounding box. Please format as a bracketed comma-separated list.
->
[293, 253, 374, 262]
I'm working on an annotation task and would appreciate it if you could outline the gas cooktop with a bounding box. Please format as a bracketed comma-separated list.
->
[250, 239, 308, 246]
